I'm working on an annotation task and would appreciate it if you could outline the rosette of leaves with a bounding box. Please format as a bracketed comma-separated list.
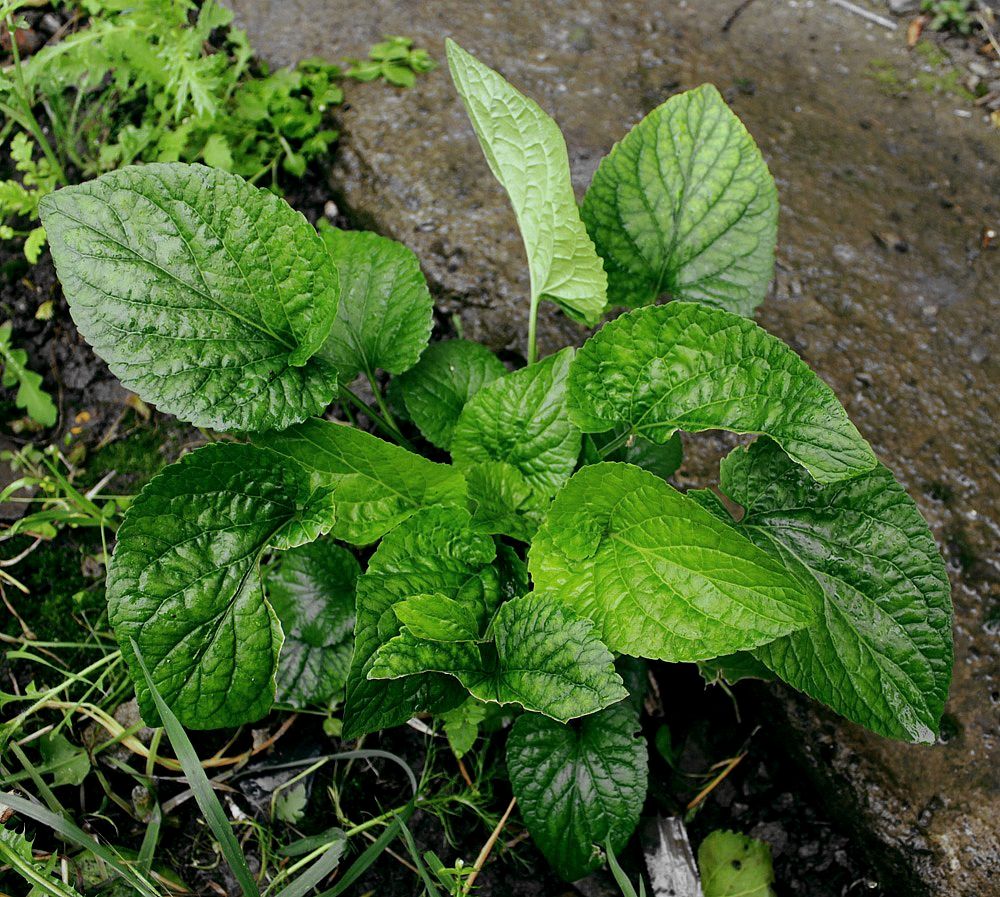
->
[40, 40, 952, 885]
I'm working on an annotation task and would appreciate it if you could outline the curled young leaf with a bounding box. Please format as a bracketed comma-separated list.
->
[581, 84, 777, 315]
[528, 462, 821, 662]
[40, 163, 340, 431]
[719, 439, 953, 742]
[107, 442, 337, 729]
[568, 302, 877, 484]
[446, 40, 607, 327]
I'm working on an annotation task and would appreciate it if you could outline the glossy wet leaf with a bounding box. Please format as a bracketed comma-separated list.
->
[528, 462, 821, 661]
[719, 439, 952, 742]
[698, 830, 776, 897]
[452, 348, 580, 496]
[568, 303, 877, 484]
[107, 442, 337, 729]
[581, 84, 777, 315]
[446, 40, 607, 326]
[341, 507, 493, 738]
[465, 460, 549, 542]
[267, 541, 360, 707]
[318, 225, 433, 381]
[393, 339, 507, 450]
[39, 163, 340, 431]
[257, 418, 467, 545]
[369, 592, 626, 721]
[507, 703, 647, 881]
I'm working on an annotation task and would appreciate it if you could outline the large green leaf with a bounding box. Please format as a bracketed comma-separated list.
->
[393, 339, 507, 450]
[718, 439, 952, 742]
[698, 830, 776, 897]
[369, 592, 626, 722]
[568, 303, 877, 484]
[451, 348, 580, 496]
[266, 541, 360, 708]
[528, 462, 821, 662]
[317, 224, 433, 381]
[257, 418, 467, 545]
[39, 163, 340, 432]
[446, 40, 607, 327]
[465, 460, 549, 542]
[107, 442, 337, 729]
[581, 84, 777, 315]
[506, 703, 648, 881]
[341, 507, 492, 738]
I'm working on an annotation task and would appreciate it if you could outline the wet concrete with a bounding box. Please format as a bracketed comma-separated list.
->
[227, 1, 1000, 893]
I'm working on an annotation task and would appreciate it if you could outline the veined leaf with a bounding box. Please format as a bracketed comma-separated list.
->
[393, 339, 507, 450]
[267, 541, 360, 708]
[107, 442, 337, 729]
[318, 225, 433, 381]
[452, 348, 580, 496]
[698, 830, 776, 897]
[446, 40, 607, 326]
[528, 462, 821, 662]
[369, 592, 626, 722]
[718, 439, 952, 742]
[341, 507, 493, 739]
[507, 703, 648, 881]
[581, 84, 777, 315]
[39, 163, 340, 432]
[393, 593, 483, 642]
[465, 460, 549, 542]
[257, 418, 467, 545]
[568, 303, 877, 484]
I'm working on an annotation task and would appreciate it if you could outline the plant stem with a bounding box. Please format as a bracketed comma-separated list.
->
[526, 293, 539, 365]
[338, 384, 414, 450]
[597, 429, 635, 458]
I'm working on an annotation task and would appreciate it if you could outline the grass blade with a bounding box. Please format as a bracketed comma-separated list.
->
[271, 833, 346, 897]
[130, 638, 261, 897]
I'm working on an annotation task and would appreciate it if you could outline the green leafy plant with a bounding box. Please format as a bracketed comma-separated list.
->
[921, 0, 976, 34]
[0, 321, 56, 426]
[33, 39, 953, 884]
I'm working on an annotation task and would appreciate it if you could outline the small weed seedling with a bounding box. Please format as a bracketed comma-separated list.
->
[23, 40, 952, 886]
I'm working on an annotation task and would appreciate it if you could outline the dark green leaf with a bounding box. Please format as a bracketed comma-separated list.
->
[393, 339, 507, 450]
[568, 303, 877, 484]
[581, 84, 777, 315]
[452, 348, 580, 496]
[719, 439, 952, 742]
[528, 462, 821, 662]
[507, 703, 648, 881]
[108, 442, 336, 729]
[267, 541, 360, 707]
[318, 226, 433, 381]
[39, 164, 340, 431]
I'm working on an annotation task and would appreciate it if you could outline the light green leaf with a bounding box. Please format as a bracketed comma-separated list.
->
[440, 698, 488, 758]
[465, 460, 548, 542]
[506, 703, 648, 881]
[257, 418, 467, 545]
[267, 541, 360, 708]
[446, 40, 607, 327]
[451, 348, 580, 496]
[39, 163, 340, 431]
[107, 442, 336, 729]
[0, 323, 57, 427]
[393, 339, 507, 450]
[719, 439, 953, 742]
[201, 133, 234, 171]
[318, 225, 433, 381]
[370, 592, 626, 722]
[528, 462, 821, 662]
[23, 226, 46, 264]
[38, 733, 90, 787]
[393, 593, 482, 642]
[341, 507, 492, 739]
[568, 303, 877, 484]
[581, 84, 778, 315]
[698, 652, 775, 686]
[698, 830, 776, 897]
